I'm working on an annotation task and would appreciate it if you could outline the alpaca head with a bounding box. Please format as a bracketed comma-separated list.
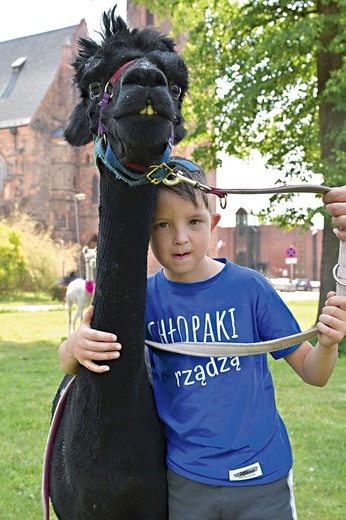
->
[64, 5, 188, 167]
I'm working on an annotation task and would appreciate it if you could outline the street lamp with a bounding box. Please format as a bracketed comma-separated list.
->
[74, 193, 86, 275]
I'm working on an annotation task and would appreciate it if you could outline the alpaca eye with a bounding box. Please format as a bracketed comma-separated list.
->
[89, 82, 101, 101]
[171, 84, 181, 99]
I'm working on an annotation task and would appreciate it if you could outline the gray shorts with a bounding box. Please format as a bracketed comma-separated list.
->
[167, 468, 298, 520]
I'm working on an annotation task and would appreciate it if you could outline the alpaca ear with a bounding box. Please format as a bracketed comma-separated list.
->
[159, 35, 176, 53]
[64, 102, 93, 146]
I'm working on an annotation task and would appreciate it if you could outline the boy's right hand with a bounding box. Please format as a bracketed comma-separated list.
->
[60, 305, 122, 374]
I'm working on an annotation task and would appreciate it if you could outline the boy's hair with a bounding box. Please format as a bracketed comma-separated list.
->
[158, 158, 213, 213]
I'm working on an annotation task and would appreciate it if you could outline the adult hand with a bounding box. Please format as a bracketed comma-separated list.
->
[324, 187, 346, 240]
[317, 292, 346, 348]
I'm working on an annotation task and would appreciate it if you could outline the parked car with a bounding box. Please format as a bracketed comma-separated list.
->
[51, 272, 81, 300]
[269, 278, 296, 292]
[296, 278, 312, 291]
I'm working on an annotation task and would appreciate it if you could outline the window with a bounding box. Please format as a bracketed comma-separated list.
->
[59, 215, 67, 228]
[146, 9, 154, 25]
[92, 175, 99, 204]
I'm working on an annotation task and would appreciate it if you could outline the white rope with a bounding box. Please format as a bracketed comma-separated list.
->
[145, 327, 318, 357]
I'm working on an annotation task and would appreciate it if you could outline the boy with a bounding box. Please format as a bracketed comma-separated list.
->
[59, 164, 346, 519]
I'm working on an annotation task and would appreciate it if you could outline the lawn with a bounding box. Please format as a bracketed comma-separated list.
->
[0, 302, 345, 519]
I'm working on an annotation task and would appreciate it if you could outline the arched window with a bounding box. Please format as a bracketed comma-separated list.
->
[146, 9, 154, 25]
[0, 156, 7, 193]
[92, 175, 99, 203]
[59, 215, 67, 228]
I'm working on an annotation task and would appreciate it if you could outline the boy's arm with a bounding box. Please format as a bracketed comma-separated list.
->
[59, 305, 122, 374]
[285, 292, 346, 386]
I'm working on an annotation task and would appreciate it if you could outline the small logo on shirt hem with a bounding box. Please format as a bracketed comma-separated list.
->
[229, 462, 263, 481]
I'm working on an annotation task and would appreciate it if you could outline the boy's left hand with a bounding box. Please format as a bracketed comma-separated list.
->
[317, 291, 346, 347]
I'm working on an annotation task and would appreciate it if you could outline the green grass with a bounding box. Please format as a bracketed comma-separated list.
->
[285, 299, 319, 330]
[269, 358, 345, 518]
[0, 310, 65, 519]
[0, 303, 345, 519]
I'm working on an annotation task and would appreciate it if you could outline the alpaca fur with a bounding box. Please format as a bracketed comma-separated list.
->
[66, 246, 96, 335]
[48, 5, 188, 519]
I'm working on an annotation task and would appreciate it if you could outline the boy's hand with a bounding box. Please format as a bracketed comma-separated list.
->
[317, 292, 346, 348]
[324, 187, 346, 240]
[65, 305, 122, 373]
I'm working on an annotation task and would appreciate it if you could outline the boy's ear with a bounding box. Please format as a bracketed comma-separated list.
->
[211, 213, 221, 231]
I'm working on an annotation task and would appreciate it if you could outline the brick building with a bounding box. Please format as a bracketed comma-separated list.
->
[0, 19, 99, 249]
[217, 208, 323, 281]
[0, 4, 322, 280]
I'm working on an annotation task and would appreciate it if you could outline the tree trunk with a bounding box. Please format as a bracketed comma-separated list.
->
[317, 215, 339, 319]
[317, 0, 346, 318]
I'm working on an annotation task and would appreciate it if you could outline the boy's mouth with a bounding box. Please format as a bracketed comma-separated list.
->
[172, 252, 190, 260]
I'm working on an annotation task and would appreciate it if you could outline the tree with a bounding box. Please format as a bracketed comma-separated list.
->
[138, 0, 346, 318]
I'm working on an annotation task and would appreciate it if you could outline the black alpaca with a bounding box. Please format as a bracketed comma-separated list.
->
[48, 6, 188, 519]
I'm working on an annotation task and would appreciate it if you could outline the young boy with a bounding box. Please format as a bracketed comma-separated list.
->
[59, 164, 346, 520]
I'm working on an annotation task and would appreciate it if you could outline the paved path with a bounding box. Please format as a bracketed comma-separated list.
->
[0, 303, 65, 312]
[278, 290, 319, 302]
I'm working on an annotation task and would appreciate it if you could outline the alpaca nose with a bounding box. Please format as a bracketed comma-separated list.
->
[121, 60, 168, 89]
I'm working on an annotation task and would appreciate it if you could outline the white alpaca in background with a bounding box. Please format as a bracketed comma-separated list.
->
[66, 246, 96, 335]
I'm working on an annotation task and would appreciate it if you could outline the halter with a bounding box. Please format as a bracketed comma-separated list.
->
[97, 60, 136, 136]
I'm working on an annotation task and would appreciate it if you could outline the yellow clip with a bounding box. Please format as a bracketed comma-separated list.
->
[146, 164, 174, 185]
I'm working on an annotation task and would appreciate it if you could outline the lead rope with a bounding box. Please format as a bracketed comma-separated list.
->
[42, 376, 76, 520]
[146, 181, 346, 356]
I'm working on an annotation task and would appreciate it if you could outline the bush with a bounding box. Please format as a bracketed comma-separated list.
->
[0, 228, 30, 293]
[0, 213, 79, 296]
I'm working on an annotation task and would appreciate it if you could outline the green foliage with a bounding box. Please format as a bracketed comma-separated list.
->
[0, 214, 79, 296]
[137, 0, 346, 222]
[0, 310, 65, 519]
[0, 224, 29, 293]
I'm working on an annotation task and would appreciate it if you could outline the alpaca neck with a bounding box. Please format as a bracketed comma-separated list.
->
[85, 280, 95, 294]
[90, 163, 156, 372]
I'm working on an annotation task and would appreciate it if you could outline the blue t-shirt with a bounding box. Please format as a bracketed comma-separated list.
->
[146, 258, 301, 486]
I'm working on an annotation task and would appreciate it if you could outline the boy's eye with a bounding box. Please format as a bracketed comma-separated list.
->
[189, 219, 199, 226]
[158, 222, 169, 228]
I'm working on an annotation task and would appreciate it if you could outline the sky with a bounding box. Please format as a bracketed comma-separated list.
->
[0, 1, 127, 42]
[216, 152, 324, 228]
[0, 0, 323, 228]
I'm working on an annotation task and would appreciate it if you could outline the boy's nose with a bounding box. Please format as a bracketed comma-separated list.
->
[174, 228, 188, 245]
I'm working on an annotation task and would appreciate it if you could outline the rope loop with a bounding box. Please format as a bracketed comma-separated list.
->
[333, 263, 346, 288]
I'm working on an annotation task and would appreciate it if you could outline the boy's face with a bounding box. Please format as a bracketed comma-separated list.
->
[150, 188, 220, 283]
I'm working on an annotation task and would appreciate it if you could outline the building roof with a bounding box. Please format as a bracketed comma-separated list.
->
[0, 26, 80, 129]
